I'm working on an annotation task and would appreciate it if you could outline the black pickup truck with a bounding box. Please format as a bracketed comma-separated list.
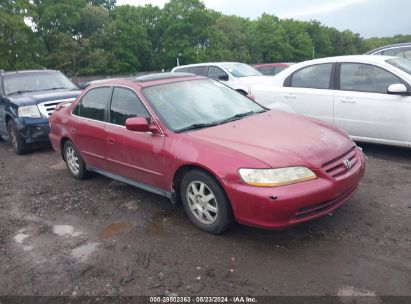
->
[0, 69, 81, 154]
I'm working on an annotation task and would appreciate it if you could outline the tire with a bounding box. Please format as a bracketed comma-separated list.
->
[63, 141, 87, 180]
[7, 120, 31, 155]
[181, 170, 234, 234]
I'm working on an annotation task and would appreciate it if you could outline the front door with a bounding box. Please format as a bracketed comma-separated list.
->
[105, 87, 165, 189]
[334, 62, 411, 145]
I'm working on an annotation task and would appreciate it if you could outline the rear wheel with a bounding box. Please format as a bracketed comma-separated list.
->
[7, 120, 31, 154]
[181, 170, 234, 234]
[63, 141, 87, 179]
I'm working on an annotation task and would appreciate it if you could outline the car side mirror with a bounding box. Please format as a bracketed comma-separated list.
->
[387, 83, 408, 95]
[125, 117, 160, 133]
[218, 75, 229, 81]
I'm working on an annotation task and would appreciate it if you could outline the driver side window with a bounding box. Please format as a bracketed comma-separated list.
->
[110, 87, 149, 126]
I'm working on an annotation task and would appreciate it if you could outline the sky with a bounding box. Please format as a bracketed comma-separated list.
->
[116, 0, 410, 38]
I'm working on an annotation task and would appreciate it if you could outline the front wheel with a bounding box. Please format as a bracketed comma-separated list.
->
[63, 141, 87, 179]
[7, 120, 31, 154]
[181, 170, 234, 234]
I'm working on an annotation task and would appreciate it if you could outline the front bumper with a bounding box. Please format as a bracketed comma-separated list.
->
[222, 147, 365, 229]
[16, 118, 50, 144]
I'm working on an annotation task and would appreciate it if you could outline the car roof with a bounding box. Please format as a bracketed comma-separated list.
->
[293, 55, 396, 66]
[85, 72, 206, 89]
[2, 69, 59, 76]
[253, 63, 294, 67]
[172, 62, 244, 69]
[365, 42, 411, 54]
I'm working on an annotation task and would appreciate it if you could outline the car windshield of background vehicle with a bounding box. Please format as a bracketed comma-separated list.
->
[387, 58, 411, 76]
[221, 63, 262, 77]
[143, 79, 265, 132]
[4, 72, 77, 95]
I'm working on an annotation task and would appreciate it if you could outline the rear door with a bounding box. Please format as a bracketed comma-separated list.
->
[276, 63, 335, 124]
[334, 62, 411, 145]
[105, 87, 166, 189]
[71, 86, 110, 170]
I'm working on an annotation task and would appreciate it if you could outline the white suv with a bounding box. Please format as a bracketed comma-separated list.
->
[171, 62, 271, 95]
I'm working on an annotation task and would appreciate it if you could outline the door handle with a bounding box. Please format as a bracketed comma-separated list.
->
[340, 99, 356, 104]
[106, 137, 115, 145]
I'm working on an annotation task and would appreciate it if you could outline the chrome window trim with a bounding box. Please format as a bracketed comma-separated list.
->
[71, 113, 107, 125]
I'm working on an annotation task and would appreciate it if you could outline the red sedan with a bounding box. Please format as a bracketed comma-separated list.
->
[253, 62, 294, 75]
[49, 73, 365, 234]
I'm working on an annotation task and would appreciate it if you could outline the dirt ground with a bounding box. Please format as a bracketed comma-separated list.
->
[0, 138, 410, 298]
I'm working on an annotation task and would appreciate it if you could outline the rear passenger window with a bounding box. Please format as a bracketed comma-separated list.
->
[174, 67, 189, 73]
[74, 87, 109, 121]
[256, 66, 275, 76]
[290, 64, 332, 89]
[188, 66, 207, 76]
[110, 87, 149, 126]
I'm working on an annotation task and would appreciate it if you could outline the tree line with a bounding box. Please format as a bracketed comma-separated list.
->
[1, 0, 410, 76]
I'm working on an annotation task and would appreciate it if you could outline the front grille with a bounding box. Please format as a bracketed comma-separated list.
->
[321, 147, 358, 179]
[37, 98, 75, 118]
[293, 187, 356, 220]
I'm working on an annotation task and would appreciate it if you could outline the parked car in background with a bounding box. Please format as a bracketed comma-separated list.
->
[0, 69, 81, 154]
[365, 42, 411, 60]
[49, 72, 364, 234]
[251, 55, 411, 148]
[253, 62, 295, 75]
[171, 62, 271, 95]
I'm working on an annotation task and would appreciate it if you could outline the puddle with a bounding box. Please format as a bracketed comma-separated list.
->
[99, 222, 133, 239]
[338, 286, 377, 296]
[14, 232, 29, 244]
[53, 225, 82, 237]
[50, 161, 66, 170]
[71, 242, 99, 262]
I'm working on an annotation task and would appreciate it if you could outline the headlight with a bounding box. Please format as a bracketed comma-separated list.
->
[238, 167, 317, 187]
[18, 105, 42, 118]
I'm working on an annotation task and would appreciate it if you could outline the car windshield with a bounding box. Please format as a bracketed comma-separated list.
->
[386, 58, 411, 76]
[142, 79, 265, 132]
[3, 71, 77, 95]
[221, 63, 262, 78]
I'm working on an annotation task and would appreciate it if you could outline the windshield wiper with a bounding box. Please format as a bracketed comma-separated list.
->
[49, 87, 68, 90]
[218, 111, 257, 124]
[7, 90, 37, 95]
[175, 122, 220, 133]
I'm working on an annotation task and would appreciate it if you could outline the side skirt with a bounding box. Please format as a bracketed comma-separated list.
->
[87, 166, 174, 202]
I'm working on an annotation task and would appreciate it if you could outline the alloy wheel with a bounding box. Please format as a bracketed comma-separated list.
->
[66, 146, 80, 176]
[186, 181, 218, 225]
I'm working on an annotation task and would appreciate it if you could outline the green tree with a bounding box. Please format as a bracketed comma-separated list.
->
[159, 0, 214, 68]
[0, 0, 40, 70]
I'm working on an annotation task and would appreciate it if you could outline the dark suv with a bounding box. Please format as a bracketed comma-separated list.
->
[0, 69, 81, 154]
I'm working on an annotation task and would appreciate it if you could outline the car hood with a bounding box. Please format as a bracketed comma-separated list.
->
[188, 110, 355, 169]
[7, 89, 82, 107]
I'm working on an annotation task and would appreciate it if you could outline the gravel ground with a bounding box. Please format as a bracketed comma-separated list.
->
[0, 139, 410, 299]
